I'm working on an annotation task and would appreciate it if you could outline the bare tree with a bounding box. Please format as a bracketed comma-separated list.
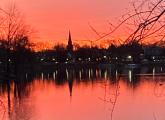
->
[0, 3, 33, 73]
[124, 0, 165, 45]
[0, 4, 32, 49]
[92, 0, 165, 47]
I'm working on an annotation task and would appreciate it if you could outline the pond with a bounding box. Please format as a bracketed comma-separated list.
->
[0, 66, 165, 120]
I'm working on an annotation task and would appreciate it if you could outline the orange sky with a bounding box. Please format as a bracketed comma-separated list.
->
[1, 0, 132, 50]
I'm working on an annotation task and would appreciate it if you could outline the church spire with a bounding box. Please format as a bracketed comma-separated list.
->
[68, 30, 72, 44]
[67, 30, 73, 52]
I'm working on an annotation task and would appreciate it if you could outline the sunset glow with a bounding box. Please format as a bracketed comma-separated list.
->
[0, 1, 165, 120]
[1, 0, 131, 50]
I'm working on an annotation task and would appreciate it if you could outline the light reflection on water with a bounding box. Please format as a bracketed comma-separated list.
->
[0, 66, 165, 120]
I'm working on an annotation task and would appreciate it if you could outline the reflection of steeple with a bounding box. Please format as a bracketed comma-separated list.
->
[67, 69, 73, 97]
[67, 30, 73, 53]
[68, 78, 73, 97]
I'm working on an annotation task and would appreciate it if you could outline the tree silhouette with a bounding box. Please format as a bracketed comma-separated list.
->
[0, 4, 34, 74]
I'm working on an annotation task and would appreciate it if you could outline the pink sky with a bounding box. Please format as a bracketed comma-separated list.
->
[1, 0, 131, 49]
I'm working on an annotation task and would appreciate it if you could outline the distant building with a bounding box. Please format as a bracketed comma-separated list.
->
[144, 46, 163, 56]
[144, 46, 164, 62]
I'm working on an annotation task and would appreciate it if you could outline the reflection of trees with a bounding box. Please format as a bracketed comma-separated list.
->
[0, 6, 35, 119]
[99, 69, 120, 120]
[55, 69, 67, 85]
[154, 76, 165, 97]
[109, 81, 120, 120]
[11, 77, 34, 120]
[127, 68, 141, 89]
[99, 67, 143, 120]
[0, 98, 6, 120]
[0, 71, 34, 120]
[33, 66, 144, 90]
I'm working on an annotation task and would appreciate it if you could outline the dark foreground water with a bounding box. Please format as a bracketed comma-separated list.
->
[0, 65, 165, 120]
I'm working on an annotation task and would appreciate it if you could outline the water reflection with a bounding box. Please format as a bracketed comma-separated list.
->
[0, 65, 165, 120]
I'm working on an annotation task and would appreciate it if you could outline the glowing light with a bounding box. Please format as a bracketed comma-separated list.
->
[104, 70, 107, 79]
[103, 56, 107, 58]
[66, 69, 69, 80]
[48, 73, 50, 79]
[153, 68, 155, 75]
[79, 71, 82, 80]
[41, 73, 44, 80]
[153, 67, 155, 80]
[128, 70, 132, 82]
[26, 73, 28, 79]
[53, 72, 56, 80]
[116, 70, 118, 79]
[127, 55, 132, 59]
[88, 69, 91, 79]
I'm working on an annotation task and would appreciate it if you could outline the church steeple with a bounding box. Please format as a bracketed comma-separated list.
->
[67, 30, 73, 52]
[68, 30, 72, 44]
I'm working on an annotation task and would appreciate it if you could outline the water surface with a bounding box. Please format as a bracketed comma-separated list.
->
[0, 66, 165, 120]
